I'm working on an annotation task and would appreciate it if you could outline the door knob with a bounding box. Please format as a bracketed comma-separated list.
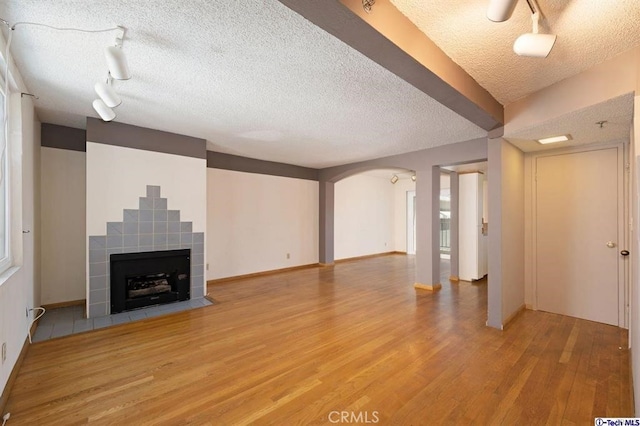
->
[606, 241, 616, 248]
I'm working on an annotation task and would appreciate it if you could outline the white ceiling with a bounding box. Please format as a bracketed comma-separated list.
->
[2, 1, 637, 169]
[505, 93, 634, 152]
[0, 0, 486, 168]
[390, 0, 640, 105]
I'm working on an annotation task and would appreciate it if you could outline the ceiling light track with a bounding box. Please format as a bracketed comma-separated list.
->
[0, 18, 131, 122]
[362, 0, 375, 14]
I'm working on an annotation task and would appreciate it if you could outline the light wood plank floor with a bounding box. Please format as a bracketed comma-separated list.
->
[6, 255, 633, 424]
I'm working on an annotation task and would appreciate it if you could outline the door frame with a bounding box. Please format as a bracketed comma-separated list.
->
[529, 140, 628, 328]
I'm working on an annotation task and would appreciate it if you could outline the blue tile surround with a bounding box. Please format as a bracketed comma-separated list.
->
[88, 185, 205, 317]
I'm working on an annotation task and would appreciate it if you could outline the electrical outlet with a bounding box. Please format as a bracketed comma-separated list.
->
[286, 253, 290, 259]
[1, 342, 6, 363]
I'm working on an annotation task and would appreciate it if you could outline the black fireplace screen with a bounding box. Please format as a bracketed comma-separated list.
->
[111, 249, 190, 313]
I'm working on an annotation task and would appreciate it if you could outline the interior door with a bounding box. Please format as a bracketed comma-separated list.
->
[535, 146, 623, 326]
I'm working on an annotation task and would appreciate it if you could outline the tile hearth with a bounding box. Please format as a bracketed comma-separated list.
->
[33, 298, 213, 342]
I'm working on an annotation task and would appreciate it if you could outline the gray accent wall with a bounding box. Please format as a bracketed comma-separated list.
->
[41, 123, 86, 152]
[207, 151, 319, 181]
[86, 117, 207, 159]
[88, 185, 205, 317]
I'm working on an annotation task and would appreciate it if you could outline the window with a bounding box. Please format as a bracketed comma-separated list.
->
[0, 88, 10, 273]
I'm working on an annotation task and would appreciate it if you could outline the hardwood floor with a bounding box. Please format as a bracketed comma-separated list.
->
[5, 255, 633, 424]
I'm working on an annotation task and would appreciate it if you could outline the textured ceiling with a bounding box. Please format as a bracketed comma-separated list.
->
[0, 0, 486, 168]
[504, 93, 634, 152]
[389, 0, 640, 105]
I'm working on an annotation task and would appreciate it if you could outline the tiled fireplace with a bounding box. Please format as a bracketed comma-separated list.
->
[88, 185, 205, 318]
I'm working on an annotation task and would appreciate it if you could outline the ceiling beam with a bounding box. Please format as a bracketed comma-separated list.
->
[278, 0, 504, 131]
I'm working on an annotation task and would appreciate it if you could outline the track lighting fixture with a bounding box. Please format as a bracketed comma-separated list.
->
[95, 77, 121, 108]
[92, 99, 116, 122]
[487, 0, 556, 58]
[93, 25, 131, 121]
[105, 26, 131, 80]
[513, 10, 556, 58]
[411, 174, 416, 182]
[390, 175, 399, 184]
[487, 0, 518, 22]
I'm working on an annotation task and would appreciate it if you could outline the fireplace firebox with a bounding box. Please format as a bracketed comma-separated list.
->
[110, 249, 190, 313]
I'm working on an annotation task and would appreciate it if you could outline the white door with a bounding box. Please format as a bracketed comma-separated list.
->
[535, 146, 624, 326]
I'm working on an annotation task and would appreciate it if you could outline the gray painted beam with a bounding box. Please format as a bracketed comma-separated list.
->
[278, 0, 503, 131]
[207, 151, 319, 181]
[41, 123, 86, 152]
[86, 118, 206, 159]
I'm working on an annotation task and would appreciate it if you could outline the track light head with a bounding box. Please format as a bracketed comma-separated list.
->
[411, 174, 416, 182]
[94, 79, 121, 108]
[513, 33, 556, 57]
[513, 12, 556, 58]
[92, 99, 116, 121]
[390, 174, 399, 184]
[487, 0, 519, 22]
[105, 45, 131, 80]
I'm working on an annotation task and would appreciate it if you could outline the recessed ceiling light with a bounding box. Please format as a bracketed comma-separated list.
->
[537, 134, 572, 144]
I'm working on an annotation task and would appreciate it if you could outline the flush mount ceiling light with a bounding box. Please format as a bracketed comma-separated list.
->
[390, 174, 399, 184]
[537, 134, 571, 144]
[487, 0, 519, 22]
[513, 0, 556, 58]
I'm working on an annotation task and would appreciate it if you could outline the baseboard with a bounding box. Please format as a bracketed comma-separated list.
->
[0, 337, 30, 417]
[414, 283, 442, 291]
[525, 304, 534, 310]
[335, 251, 404, 264]
[207, 263, 320, 285]
[503, 304, 526, 329]
[319, 262, 335, 267]
[449, 275, 460, 282]
[41, 299, 85, 310]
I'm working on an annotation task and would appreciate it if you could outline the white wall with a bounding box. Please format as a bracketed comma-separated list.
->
[334, 173, 398, 260]
[393, 178, 416, 253]
[0, 94, 39, 398]
[86, 143, 207, 235]
[40, 147, 85, 305]
[487, 138, 525, 329]
[500, 142, 525, 320]
[207, 168, 318, 279]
